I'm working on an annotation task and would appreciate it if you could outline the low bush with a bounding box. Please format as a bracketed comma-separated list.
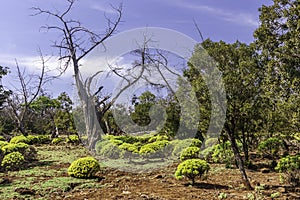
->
[180, 147, 200, 161]
[148, 134, 169, 143]
[1, 152, 26, 171]
[35, 135, 51, 144]
[0, 141, 8, 148]
[258, 137, 284, 158]
[68, 157, 100, 178]
[0, 136, 5, 141]
[118, 143, 139, 153]
[1, 142, 37, 161]
[10, 135, 30, 144]
[210, 141, 242, 168]
[171, 138, 202, 158]
[51, 137, 64, 145]
[2, 142, 29, 155]
[175, 159, 210, 184]
[96, 141, 122, 159]
[204, 138, 219, 148]
[66, 135, 80, 144]
[139, 140, 169, 156]
[275, 154, 300, 186]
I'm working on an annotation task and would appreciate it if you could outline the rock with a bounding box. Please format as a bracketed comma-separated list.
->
[278, 187, 286, 193]
[261, 168, 270, 173]
[15, 188, 36, 195]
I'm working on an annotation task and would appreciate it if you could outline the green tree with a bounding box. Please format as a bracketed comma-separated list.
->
[0, 66, 11, 109]
[254, 0, 300, 136]
[186, 40, 262, 189]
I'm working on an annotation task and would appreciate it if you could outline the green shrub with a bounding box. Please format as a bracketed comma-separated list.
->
[66, 135, 80, 144]
[26, 135, 39, 144]
[258, 137, 284, 158]
[175, 159, 210, 184]
[112, 135, 140, 144]
[118, 143, 139, 153]
[10, 135, 30, 144]
[0, 136, 5, 141]
[1, 152, 25, 171]
[1, 142, 37, 161]
[171, 139, 202, 158]
[210, 141, 241, 168]
[68, 157, 100, 178]
[0, 141, 8, 148]
[205, 138, 219, 147]
[110, 139, 123, 146]
[139, 140, 169, 156]
[35, 135, 51, 144]
[96, 141, 122, 159]
[275, 154, 300, 186]
[148, 134, 169, 143]
[2, 142, 29, 155]
[51, 137, 64, 145]
[180, 147, 201, 161]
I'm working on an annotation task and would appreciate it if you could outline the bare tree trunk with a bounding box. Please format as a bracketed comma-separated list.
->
[227, 130, 252, 190]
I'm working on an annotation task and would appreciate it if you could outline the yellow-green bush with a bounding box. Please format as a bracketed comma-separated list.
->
[10, 135, 30, 144]
[66, 135, 80, 144]
[0, 141, 8, 148]
[180, 146, 200, 161]
[139, 140, 169, 155]
[175, 159, 210, 184]
[96, 141, 122, 159]
[51, 137, 64, 145]
[1, 142, 37, 161]
[0, 136, 5, 141]
[275, 154, 300, 186]
[1, 152, 25, 171]
[68, 157, 100, 178]
[2, 142, 29, 154]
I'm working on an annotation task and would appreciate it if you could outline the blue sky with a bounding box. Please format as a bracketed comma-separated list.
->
[0, 0, 273, 96]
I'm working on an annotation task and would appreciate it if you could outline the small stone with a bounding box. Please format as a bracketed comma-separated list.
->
[122, 191, 131, 194]
[261, 168, 270, 173]
[278, 187, 286, 193]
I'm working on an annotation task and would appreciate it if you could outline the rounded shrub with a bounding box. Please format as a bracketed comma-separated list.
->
[1, 152, 25, 171]
[180, 147, 201, 161]
[1, 142, 37, 161]
[68, 157, 100, 178]
[175, 159, 210, 184]
[51, 137, 64, 145]
[10, 135, 30, 144]
[2, 142, 29, 155]
[275, 154, 300, 186]
[66, 135, 80, 144]
[258, 137, 284, 158]
[171, 138, 202, 158]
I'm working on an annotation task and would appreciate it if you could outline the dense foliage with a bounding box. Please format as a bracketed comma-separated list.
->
[68, 157, 100, 179]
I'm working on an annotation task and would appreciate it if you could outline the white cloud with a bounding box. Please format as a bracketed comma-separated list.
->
[90, 3, 117, 14]
[173, 0, 259, 27]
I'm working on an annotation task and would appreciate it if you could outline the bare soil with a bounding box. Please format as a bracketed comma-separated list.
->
[62, 163, 299, 200]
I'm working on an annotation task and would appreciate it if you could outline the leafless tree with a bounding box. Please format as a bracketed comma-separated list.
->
[7, 51, 49, 136]
[32, 0, 123, 149]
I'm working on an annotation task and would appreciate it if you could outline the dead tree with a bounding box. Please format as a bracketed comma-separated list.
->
[7, 51, 48, 136]
[32, 0, 123, 150]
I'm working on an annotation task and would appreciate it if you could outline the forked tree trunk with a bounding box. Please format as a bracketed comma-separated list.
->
[228, 133, 252, 190]
[75, 74, 101, 152]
